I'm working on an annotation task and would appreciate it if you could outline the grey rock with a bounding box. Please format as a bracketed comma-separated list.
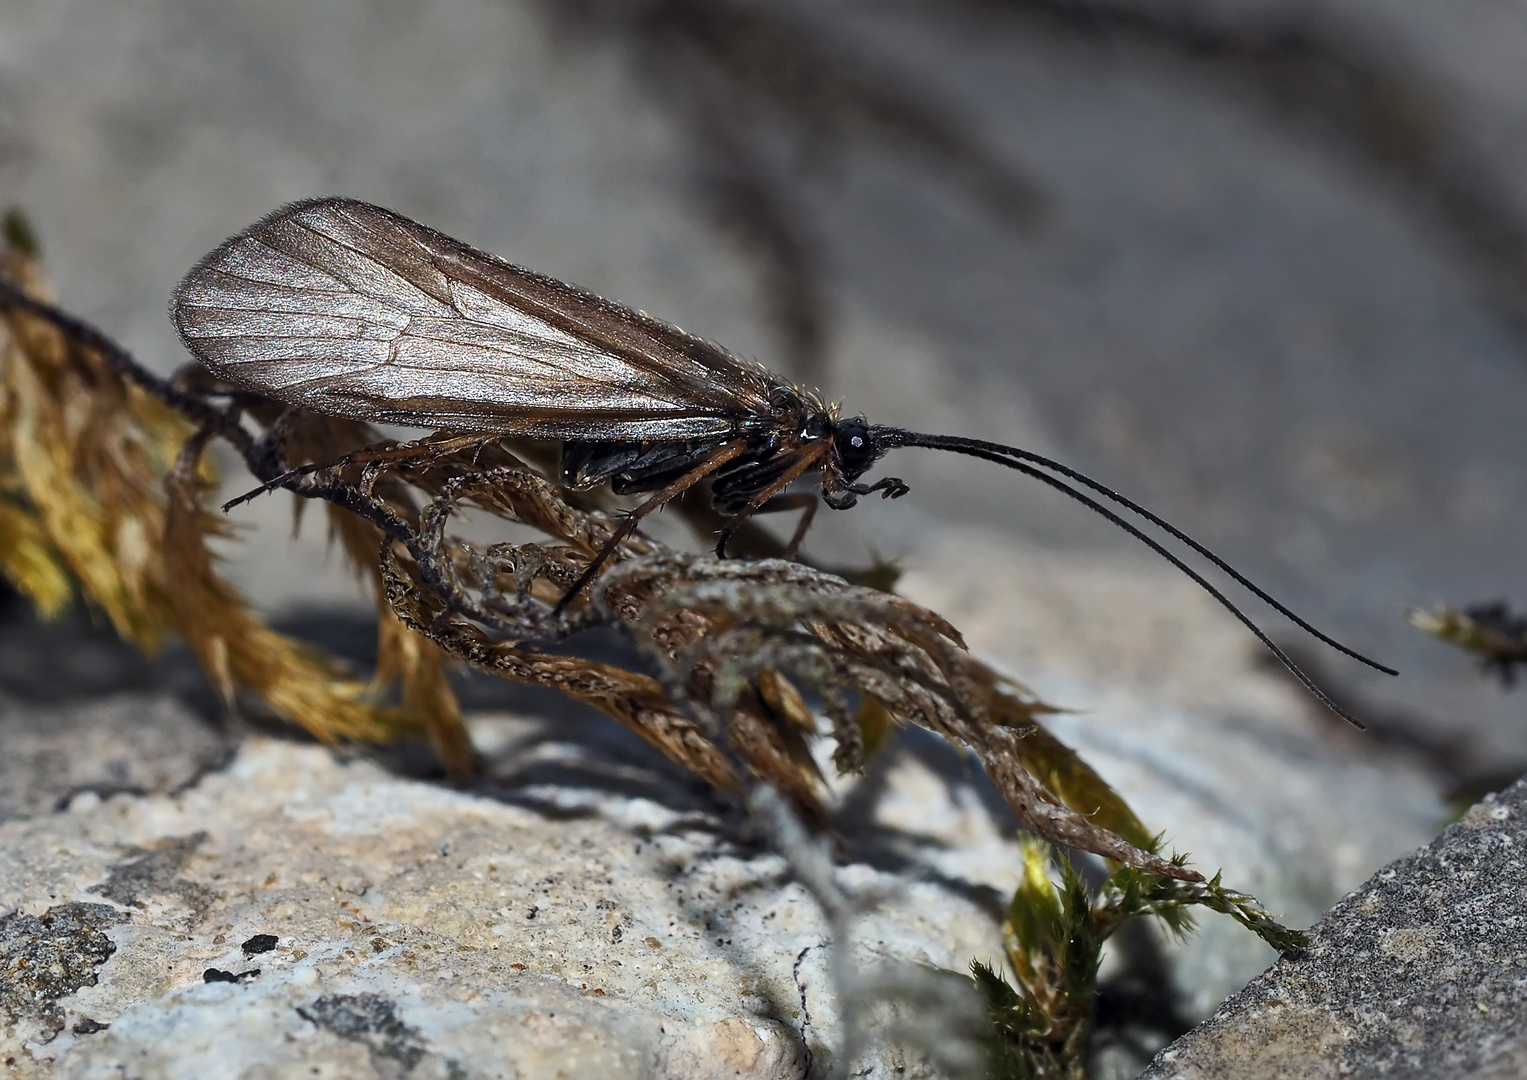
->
[0, 692, 231, 822]
[0, 687, 1447, 1077]
[1140, 776, 1527, 1080]
[0, 735, 999, 1078]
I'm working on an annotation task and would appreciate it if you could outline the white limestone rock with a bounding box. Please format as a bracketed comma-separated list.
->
[0, 736, 996, 1079]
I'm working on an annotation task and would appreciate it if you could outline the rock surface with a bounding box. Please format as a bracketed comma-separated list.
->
[0, 643, 1446, 1078]
[1141, 776, 1527, 1080]
[0, 728, 1007, 1079]
[0, 693, 229, 823]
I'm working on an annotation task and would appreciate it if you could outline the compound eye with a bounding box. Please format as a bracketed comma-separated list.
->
[833, 418, 877, 474]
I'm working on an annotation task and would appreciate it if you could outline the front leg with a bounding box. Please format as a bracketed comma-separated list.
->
[823, 475, 909, 510]
[866, 476, 910, 499]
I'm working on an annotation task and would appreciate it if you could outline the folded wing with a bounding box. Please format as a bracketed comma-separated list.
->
[172, 198, 776, 439]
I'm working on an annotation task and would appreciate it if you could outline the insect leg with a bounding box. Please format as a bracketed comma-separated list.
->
[553, 438, 751, 615]
[222, 433, 497, 512]
[753, 493, 819, 558]
[715, 442, 830, 558]
[223, 458, 339, 511]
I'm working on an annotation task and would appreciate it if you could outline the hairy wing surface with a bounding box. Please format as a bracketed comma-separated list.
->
[171, 197, 776, 438]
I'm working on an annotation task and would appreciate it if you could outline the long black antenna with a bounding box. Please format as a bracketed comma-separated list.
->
[876, 428, 1395, 728]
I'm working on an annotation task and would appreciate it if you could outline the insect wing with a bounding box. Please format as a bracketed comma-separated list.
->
[171, 198, 775, 438]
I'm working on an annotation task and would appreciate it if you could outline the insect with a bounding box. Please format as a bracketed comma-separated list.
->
[171, 197, 1395, 724]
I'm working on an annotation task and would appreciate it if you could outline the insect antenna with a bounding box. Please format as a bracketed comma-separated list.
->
[874, 428, 1395, 729]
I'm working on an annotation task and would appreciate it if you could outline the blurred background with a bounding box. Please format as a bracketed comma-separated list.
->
[3, 0, 1525, 1044]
